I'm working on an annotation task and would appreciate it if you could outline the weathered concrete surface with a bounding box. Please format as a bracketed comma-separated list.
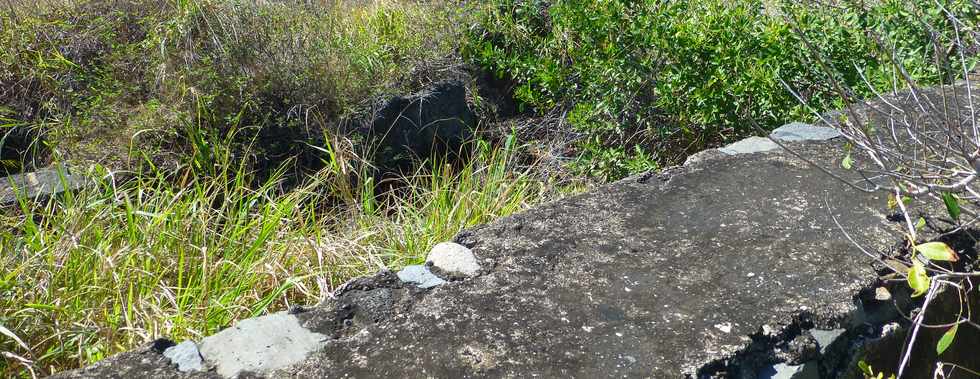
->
[0, 166, 88, 206]
[55, 138, 928, 378]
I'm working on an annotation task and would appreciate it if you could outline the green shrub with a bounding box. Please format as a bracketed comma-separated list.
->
[466, 0, 975, 179]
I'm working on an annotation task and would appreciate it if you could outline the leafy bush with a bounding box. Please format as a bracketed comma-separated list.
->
[466, 0, 972, 179]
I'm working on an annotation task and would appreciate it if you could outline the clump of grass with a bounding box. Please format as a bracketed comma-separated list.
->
[0, 136, 558, 377]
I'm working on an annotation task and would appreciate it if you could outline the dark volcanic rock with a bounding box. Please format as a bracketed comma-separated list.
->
[55, 138, 929, 378]
[369, 80, 475, 174]
[52, 340, 185, 379]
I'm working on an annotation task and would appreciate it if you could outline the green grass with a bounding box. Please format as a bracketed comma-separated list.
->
[0, 136, 560, 377]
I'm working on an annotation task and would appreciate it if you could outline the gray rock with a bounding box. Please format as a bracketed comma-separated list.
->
[396, 264, 446, 288]
[56, 140, 906, 379]
[810, 328, 846, 355]
[718, 136, 781, 155]
[0, 166, 89, 206]
[48, 340, 184, 379]
[759, 362, 820, 379]
[162, 341, 203, 372]
[280, 140, 904, 378]
[783, 334, 820, 364]
[770, 122, 842, 142]
[426, 242, 480, 277]
[198, 312, 326, 378]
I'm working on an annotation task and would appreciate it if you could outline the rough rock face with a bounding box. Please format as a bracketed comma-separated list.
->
[55, 124, 971, 378]
[368, 80, 475, 174]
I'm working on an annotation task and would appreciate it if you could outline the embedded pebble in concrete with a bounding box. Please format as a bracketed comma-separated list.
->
[162, 340, 203, 372]
[198, 312, 327, 378]
[396, 264, 446, 288]
[718, 136, 780, 155]
[770, 122, 842, 142]
[426, 242, 481, 277]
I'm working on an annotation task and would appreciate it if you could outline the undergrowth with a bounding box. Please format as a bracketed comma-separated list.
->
[0, 0, 464, 175]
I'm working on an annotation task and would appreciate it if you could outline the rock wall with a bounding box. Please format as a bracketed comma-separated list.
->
[52, 123, 978, 378]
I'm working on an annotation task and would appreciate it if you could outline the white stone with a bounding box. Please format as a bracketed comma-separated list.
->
[426, 242, 481, 277]
[718, 137, 780, 155]
[163, 341, 203, 372]
[714, 322, 733, 333]
[770, 122, 842, 142]
[397, 265, 446, 288]
[198, 312, 326, 378]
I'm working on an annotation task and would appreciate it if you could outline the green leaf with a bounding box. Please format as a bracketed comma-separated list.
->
[914, 242, 959, 262]
[937, 324, 957, 355]
[841, 152, 853, 169]
[942, 192, 961, 221]
[857, 360, 873, 376]
[908, 260, 930, 297]
[915, 217, 926, 230]
[885, 194, 911, 209]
